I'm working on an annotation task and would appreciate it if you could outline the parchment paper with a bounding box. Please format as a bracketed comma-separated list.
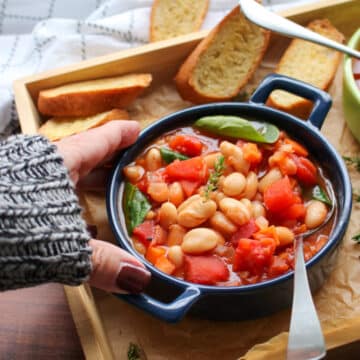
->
[79, 35, 360, 359]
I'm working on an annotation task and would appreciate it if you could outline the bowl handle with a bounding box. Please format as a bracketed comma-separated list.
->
[115, 285, 201, 323]
[249, 74, 332, 129]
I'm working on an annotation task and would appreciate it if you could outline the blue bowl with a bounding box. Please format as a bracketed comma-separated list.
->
[107, 74, 352, 323]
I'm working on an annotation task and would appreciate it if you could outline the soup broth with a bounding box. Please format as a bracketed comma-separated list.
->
[121, 124, 336, 287]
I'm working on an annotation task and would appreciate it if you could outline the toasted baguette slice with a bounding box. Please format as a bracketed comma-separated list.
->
[150, 0, 209, 42]
[174, 6, 270, 104]
[38, 73, 152, 117]
[38, 109, 129, 141]
[267, 19, 344, 118]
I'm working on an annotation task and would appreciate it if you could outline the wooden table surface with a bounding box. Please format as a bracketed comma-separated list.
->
[0, 284, 84, 359]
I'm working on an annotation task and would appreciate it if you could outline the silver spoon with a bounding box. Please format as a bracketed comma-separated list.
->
[287, 187, 335, 360]
[287, 234, 326, 360]
[238, 0, 360, 59]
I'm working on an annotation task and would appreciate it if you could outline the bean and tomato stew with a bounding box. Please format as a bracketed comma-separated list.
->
[122, 121, 335, 286]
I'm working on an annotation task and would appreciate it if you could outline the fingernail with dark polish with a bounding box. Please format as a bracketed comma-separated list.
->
[116, 263, 151, 294]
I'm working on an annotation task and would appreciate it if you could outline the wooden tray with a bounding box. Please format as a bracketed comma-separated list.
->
[13, 1, 360, 358]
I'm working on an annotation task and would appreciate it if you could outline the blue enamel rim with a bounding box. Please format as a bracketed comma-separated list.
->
[106, 74, 352, 320]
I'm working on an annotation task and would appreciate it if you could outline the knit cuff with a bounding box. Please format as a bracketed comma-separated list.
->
[0, 135, 92, 291]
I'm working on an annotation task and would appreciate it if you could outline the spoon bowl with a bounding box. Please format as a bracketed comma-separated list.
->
[239, 0, 360, 59]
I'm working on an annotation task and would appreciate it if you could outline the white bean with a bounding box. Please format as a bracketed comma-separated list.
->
[209, 211, 237, 235]
[252, 200, 266, 218]
[167, 224, 186, 246]
[220, 141, 250, 174]
[255, 216, 269, 229]
[123, 165, 144, 182]
[132, 238, 146, 255]
[242, 172, 258, 200]
[305, 200, 328, 229]
[219, 197, 251, 226]
[222, 172, 247, 197]
[145, 148, 162, 171]
[276, 226, 294, 246]
[258, 167, 282, 193]
[167, 246, 184, 268]
[159, 202, 177, 229]
[147, 182, 169, 203]
[203, 152, 222, 169]
[177, 195, 217, 228]
[168, 182, 184, 206]
[181, 228, 220, 254]
[240, 198, 253, 217]
[145, 210, 156, 220]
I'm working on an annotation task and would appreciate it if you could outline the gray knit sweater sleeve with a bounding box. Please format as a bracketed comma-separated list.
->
[0, 134, 92, 290]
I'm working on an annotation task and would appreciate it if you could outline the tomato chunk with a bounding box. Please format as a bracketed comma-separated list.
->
[165, 157, 208, 182]
[184, 255, 229, 285]
[264, 176, 296, 213]
[242, 143, 262, 166]
[133, 220, 154, 247]
[279, 203, 306, 221]
[230, 219, 259, 247]
[146, 245, 166, 265]
[180, 180, 201, 197]
[268, 255, 290, 277]
[233, 238, 276, 275]
[169, 135, 203, 157]
[292, 155, 317, 186]
[284, 138, 308, 157]
[155, 255, 176, 275]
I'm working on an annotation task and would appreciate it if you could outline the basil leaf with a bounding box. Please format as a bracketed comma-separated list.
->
[312, 185, 332, 206]
[160, 147, 189, 163]
[124, 182, 151, 235]
[194, 115, 280, 144]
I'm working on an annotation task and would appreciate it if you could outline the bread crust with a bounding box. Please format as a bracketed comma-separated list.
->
[38, 109, 130, 141]
[174, 6, 270, 104]
[267, 19, 344, 119]
[150, 0, 209, 42]
[38, 74, 152, 117]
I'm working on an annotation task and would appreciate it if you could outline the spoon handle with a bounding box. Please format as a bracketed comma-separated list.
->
[287, 236, 326, 360]
[239, 0, 360, 59]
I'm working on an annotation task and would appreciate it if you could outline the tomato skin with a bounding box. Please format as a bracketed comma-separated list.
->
[184, 255, 229, 285]
[264, 176, 296, 213]
[230, 219, 259, 247]
[133, 220, 155, 247]
[233, 238, 276, 275]
[180, 180, 201, 197]
[292, 155, 317, 186]
[284, 138, 308, 157]
[268, 255, 290, 277]
[136, 170, 165, 192]
[281, 203, 306, 221]
[169, 135, 203, 157]
[165, 157, 208, 182]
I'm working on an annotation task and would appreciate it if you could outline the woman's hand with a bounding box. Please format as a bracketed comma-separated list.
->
[56, 120, 151, 294]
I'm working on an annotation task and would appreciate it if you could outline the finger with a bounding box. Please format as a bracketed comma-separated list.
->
[56, 120, 140, 183]
[88, 239, 151, 294]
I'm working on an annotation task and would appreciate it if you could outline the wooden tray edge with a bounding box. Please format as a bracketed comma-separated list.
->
[12, 0, 359, 358]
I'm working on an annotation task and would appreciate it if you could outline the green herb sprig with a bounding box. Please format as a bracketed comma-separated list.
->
[128, 343, 146, 360]
[204, 155, 225, 199]
[353, 234, 360, 243]
[343, 156, 360, 172]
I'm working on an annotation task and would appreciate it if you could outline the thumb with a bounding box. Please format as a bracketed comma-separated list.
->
[88, 239, 151, 294]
